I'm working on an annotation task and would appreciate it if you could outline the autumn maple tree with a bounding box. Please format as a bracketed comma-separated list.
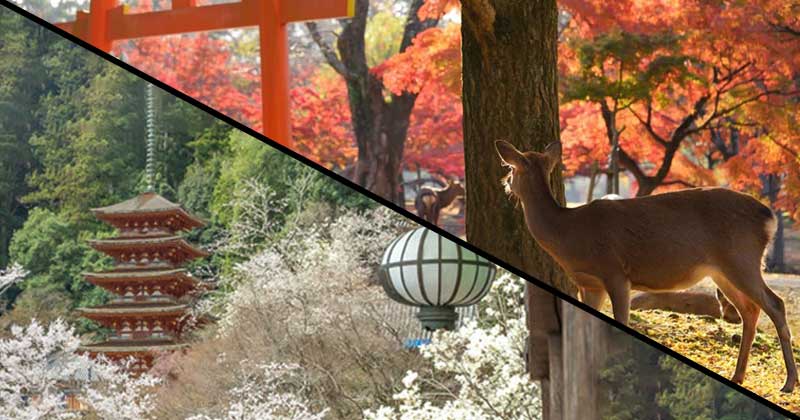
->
[556, 0, 799, 269]
[301, 0, 440, 203]
[294, 3, 465, 192]
[558, 0, 798, 199]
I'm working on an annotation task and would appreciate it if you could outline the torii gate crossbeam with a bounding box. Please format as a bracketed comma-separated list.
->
[55, 0, 355, 146]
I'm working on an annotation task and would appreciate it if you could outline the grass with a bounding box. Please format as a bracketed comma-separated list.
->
[629, 309, 800, 413]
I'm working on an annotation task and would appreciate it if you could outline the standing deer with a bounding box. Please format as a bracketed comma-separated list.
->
[415, 179, 465, 225]
[495, 139, 798, 392]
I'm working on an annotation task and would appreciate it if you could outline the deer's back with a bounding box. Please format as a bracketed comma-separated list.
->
[564, 188, 774, 289]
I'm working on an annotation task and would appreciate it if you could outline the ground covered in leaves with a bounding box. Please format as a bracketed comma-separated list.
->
[630, 309, 800, 413]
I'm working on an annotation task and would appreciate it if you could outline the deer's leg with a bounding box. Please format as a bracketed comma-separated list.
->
[716, 288, 742, 324]
[724, 268, 798, 392]
[758, 286, 798, 393]
[714, 283, 760, 385]
[605, 279, 631, 325]
[580, 287, 607, 310]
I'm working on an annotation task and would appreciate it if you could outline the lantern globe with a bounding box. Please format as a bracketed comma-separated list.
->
[379, 227, 496, 331]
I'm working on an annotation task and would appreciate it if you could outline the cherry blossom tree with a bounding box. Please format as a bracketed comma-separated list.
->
[364, 274, 541, 420]
[185, 362, 328, 420]
[0, 262, 27, 296]
[0, 319, 159, 420]
[155, 179, 416, 418]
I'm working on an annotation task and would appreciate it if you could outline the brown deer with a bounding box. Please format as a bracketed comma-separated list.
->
[495, 139, 798, 392]
[415, 179, 465, 225]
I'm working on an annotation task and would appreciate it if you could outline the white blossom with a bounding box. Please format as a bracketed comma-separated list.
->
[0, 319, 159, 420]
[218, 202, 408, 336]
[364, 274, 541, 420]
[83, 358, 161, 420]
[185, 361, 328, 420]
[0, 263, 27, 295]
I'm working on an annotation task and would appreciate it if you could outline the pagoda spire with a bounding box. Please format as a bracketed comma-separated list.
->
[145, 83, 156, 192]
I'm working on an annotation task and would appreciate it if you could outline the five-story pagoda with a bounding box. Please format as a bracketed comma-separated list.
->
[77, 83, 210, 373]
[79, 192, 209, 372]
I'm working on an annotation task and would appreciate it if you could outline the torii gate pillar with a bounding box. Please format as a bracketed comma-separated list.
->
[86, 0, 115, 52]
[258, 0, 291, 146]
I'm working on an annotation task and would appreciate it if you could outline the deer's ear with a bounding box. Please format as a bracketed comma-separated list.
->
[495, 140, 526, 168]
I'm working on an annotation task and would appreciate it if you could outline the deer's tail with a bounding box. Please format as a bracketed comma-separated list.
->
[757, 202, 777, 270]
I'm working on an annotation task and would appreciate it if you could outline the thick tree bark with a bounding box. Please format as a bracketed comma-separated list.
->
[310, 0, 436, 204]
[461, 3, 576, 417]
[462, 0, 572, 291]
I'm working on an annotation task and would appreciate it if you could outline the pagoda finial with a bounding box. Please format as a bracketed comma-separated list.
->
[145, 83, 156, 192]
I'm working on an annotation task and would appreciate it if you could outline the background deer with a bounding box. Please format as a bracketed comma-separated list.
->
[415, 179, 465, 225]
[495, 140, 798, 393]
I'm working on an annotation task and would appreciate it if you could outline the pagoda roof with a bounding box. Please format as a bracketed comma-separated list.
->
[84, 268, 197, 283]
[83, 269, 213, 297]
[91, 192, 205, 230]
[78, 302, 189, 318]
[88, 236, 210, 258]
[81, 339, 188, 354]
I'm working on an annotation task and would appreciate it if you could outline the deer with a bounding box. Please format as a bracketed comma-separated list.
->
[414, 179, 465, 225]
[495, 139, 798, 393]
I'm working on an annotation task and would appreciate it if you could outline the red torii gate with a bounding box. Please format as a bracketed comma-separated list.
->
[55, 0, 355, 146]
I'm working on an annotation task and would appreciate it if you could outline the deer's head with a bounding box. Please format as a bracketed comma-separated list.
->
[495, 140, 561, 199]
[447, 179, 466, 196]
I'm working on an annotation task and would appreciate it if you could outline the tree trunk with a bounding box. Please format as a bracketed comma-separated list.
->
[461, 3, 577, 412]
[316, 0, 436, 204]
[462, 0, 572, 291]
[771, 211, 785, 272]
[762, 174, 785, 272]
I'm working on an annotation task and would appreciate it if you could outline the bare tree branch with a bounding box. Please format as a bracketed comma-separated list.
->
[629, 103, 668, 147]
[305, 22, 349, 77]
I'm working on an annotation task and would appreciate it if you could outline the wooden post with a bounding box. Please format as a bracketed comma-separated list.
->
[562, 302, 608, 420]
[541, 379, 551, 420]
[548, 333, 564, 420]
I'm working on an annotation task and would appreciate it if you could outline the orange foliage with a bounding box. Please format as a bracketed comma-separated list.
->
[115, 34, 261, 129]
[557, 0, 799, 210]
[373, 24, 462, 96]
[291, 67, 465, 177]
[291, 69, 356, 170]
[418, 0, 460, 20]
